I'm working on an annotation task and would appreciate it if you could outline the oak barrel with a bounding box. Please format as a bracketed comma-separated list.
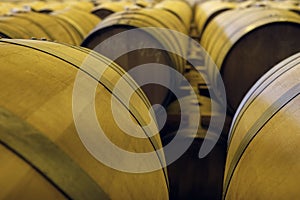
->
[201, 7, 300, 114]
[0, 11, 81, 45]
[51, 8, 101, 43]
[194, 0, 236, 37]
[154, 0, 192, 30]
[223, 52, 300, 199]
[82, 8, 188, 106]
[0, 38, 168, 200]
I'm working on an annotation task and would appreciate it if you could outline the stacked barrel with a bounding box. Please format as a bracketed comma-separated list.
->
[0, 1, 99, 45]
[194, 0, 300, 199]
[0, 0, 299, 199]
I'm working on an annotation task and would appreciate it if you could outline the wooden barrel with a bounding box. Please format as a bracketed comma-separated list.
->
[237, 0, 300, 14]
[0, 11, 81, 45]
[51, 8, 101, 41]
[0, 2, 15, 15]
[236, 0, 270, 9]
[0, 19, 32, 38]
[200, 7, 300, 115]
[135, 0, 150, 8]
[194, 0, 236, 37]
[0, 12, 50, 39]
[24, 1, 95, 12]
[154, 0, 193, 30]
[91, 1, 134, 19]
[223, 52, 300, 199]
[81, 8, 188, 106]
[35, 2, 67, 13]
[269, 1, 300, 15]
[0, 38, 168, 200]
[163, 128, 226, 200]
[64, 1, 95, 12]
[19, 1, 47, 11]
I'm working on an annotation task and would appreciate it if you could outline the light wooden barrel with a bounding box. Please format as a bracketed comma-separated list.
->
[201, 7, 300, 114]
[25, 1, 95, 12]
[0, 2, 16, 15]
[194, 0, 236, 36]
[236, 0, 300, 14]
[0, 20, 32, 38]
[19, 1, 47, 11]
[81, 8, 187, 106]
[64, 1, 95, 12]
[269, 1, 300, 15]
[0, 11, 81, 45]
[0, 38, 168, 200]
[223, 52, 300, 199]
[51, 8, 101, 42]
[154, 0, 193, 30]
[35, 2, 67, 13]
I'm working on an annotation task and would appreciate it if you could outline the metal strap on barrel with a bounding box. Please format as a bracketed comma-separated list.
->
[223, 82, 300, 198]
[0, 107, 109, 200]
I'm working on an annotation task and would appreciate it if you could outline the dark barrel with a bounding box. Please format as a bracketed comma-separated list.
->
[82, 8, 188, 106]
[201, 7, 300, 115]
[163, 128, 226, 200]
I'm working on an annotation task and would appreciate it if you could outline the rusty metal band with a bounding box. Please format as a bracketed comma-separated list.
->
[0, 106, 109, 200]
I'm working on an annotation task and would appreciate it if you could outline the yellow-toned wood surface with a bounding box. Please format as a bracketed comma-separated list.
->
[154, 0, 192, 30]
[0, 11, 80, 45]
[224, 52, 300, 199]
[20, 1, 94, 12]
[194, 0, 236, 36]
[52, 8, 101, 42]
[0, 39, 168, 200]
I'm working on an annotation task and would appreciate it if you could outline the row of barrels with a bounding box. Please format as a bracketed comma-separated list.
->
[0, 1, 95, 15]
[158, 73, 300, 199]
[0, 1, 175, 200]
[0, 1, 194, 200]
[1, 38, 299, 200]
[80, 1, 231, 200]
[0, 1, 196, 200]
[0, 2, 100, 45]
[1, 0, 300, 200]
[193, 1, 300, 199]
[167, 1, 300, 197]
[195, 0, 300, 36]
